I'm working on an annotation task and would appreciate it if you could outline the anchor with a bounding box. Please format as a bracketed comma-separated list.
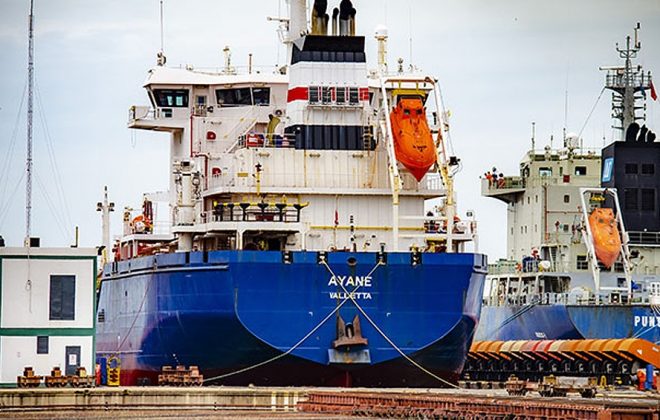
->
[333, 314, 368, 348]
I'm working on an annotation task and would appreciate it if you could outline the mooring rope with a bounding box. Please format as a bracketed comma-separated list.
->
[203, 259, 384, 383]
[320, 260, 460, 389]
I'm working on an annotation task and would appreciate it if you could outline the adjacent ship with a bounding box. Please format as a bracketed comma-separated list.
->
[465, 25, 660, 382]
[95, 1, 486, 387]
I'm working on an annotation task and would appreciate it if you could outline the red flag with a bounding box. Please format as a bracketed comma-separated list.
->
[651, 80, 658, 101]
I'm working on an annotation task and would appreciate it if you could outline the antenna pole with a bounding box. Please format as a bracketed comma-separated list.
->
[25, 0, 34, 245]
[159, 0, 164, 53]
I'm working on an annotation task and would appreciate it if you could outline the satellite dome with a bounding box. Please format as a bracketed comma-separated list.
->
[374, 24, 388, 39]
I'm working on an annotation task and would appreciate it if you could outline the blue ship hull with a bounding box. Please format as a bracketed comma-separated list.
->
[96, 250, 486, 386]
[475, 304, 660, 343]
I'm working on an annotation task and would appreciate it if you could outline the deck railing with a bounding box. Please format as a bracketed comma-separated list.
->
[628, 231, 660, 246]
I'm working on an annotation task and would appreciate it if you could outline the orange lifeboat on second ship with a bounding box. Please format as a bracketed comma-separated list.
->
[588, 208, 621, 268]
[390, 97, 437, 181]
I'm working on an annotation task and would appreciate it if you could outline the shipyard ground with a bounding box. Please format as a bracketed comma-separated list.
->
[1, 386, 659, 419]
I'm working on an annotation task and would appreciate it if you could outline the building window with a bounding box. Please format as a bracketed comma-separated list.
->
[49, 275, 75, 321]
[641, 164, 655, 176]
[641, 189, 656, 211]
[153, 89, 189, 108]
[577, 255, 588, 270]
[564, 194, 570, 203]
[575, 166, 587, 176]
[563, 224, 569, 233]
[624, 188, 638, 211]
[624, 163, 638, 174]
[37, 336, 49, 354]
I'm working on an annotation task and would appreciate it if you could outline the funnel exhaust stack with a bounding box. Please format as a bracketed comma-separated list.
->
[311, 0, 328, 35]
[338, 0, 353, 36]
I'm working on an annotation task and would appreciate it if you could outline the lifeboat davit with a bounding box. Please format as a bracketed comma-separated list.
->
[390, 97, 437, 181]
[588, 208, 621, 268]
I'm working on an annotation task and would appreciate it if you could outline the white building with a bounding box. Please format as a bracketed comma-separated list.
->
[0, 246, 97, 386]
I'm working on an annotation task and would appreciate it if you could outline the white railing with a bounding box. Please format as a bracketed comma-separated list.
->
[223, 107, 270, 153]
[128, 106, 155, 122]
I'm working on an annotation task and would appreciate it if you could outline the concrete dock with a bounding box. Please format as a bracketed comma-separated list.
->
[1, 386, 659, 419]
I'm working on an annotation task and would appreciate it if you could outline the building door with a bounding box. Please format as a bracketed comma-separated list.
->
[65, 346, 81, 376]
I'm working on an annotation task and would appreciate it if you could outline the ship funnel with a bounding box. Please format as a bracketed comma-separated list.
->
[349, 7, 356, 36]
[338, 0, 353, 36]
[311, 0, 328, 35]
[332, 7, 339, 35]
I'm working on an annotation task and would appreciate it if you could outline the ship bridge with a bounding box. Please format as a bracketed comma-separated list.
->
[481, 176, 525, 204]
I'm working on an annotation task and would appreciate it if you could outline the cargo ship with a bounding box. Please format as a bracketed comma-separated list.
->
[464, 25, 660, 382]
[95, 0, 486, 387]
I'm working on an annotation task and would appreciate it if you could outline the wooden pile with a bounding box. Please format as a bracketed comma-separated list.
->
[17, 367, 42, 388]
[158, 365, 203, 386]
[69, 367, 95, 388]
[44, 367, 68, 388]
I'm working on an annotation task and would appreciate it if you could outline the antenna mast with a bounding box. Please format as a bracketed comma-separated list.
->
[159, 0, 164, 52]
[601, 23, 653, 140]
[25, 0, 35, 245]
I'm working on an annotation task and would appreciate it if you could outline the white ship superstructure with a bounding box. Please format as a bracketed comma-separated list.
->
[478, 24, 660, 312]
[120, 0, 476, 259]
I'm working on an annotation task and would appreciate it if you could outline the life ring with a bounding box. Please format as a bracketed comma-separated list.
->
[131, 215, 152, 234]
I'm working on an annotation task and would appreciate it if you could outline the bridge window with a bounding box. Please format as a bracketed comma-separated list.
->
[216, 87, 252, 106]
[539, 167, 552, 177]
[574, 166, 587, 176]
[252, 87, 271, 105]
[153, 89, 189, 108]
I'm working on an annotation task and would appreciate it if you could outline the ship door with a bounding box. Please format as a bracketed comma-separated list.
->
[65, 346, 81, 376]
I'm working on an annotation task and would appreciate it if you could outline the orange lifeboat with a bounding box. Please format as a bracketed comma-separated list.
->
[390, 97, 437, 181]
[588, 208, 621, 268]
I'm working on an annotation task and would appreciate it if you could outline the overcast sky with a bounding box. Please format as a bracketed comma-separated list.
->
[0, 0, 659, 260]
